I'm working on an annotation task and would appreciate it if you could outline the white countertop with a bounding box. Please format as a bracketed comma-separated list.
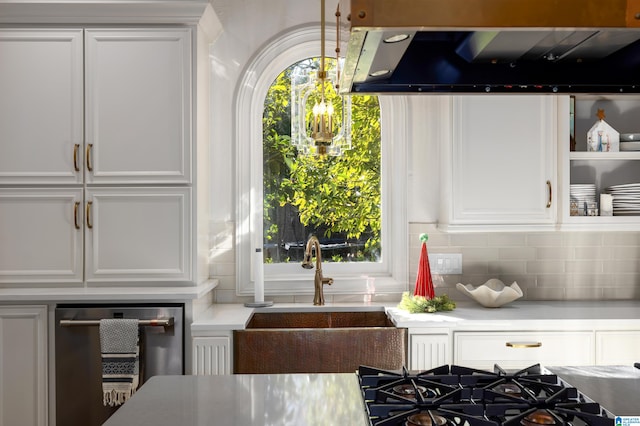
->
[192, 300, 640, 333]
[0, 279, 218, 302]
[548, 365, 640, 416]
[102, 374, 368, 426]
[386, 300, 640, 330]
[191, 302, 389, 332]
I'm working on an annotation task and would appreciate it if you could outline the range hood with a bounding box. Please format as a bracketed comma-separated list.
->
[339, 0, 640, 94]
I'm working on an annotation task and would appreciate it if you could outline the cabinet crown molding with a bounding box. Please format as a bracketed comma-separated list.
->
[0, 0, 209, 24]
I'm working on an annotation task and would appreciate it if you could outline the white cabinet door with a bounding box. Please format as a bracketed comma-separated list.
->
[409, 334, 450, 370]
[0, 305, 48, 426]
[454, 331, 594, 369]
[85, 29, 192, 184]
[595, 330, 640, 365]
[0, 188, 83, 284]
[445, 96, 556, 228]
[0, 29, 84, 185]
[192, 336, 231, 375]
[85, 187, 191, 283]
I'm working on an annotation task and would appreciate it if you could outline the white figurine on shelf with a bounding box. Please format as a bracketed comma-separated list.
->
[587, 109, 619, 152]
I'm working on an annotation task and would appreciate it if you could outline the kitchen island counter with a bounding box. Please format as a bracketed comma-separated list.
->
[102, 373, 368, 426]
[548, 365, 640, 416]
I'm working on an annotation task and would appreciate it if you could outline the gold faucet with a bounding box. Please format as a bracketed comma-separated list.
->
[301, 235, 333, 305]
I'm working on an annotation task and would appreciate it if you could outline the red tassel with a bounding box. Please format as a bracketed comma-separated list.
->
[414, 242, 435, 299]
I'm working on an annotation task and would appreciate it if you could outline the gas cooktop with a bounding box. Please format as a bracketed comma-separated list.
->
[357, 364, 614, 426]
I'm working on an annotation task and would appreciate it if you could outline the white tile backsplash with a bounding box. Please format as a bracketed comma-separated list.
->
[209, 222, 640, 303]
[488, 260, 526, 275]
[611, 246, 640, 259]
[535, 247, 573, 260]
[488, 233, 527, 246]
[497, 247, 536, 260]
[565, 260, 604, 274]
[525, 260, 565, 274]
[603, 260, 640, 274]
[603, 232, 640, 246]
[450, 234, 489, 247]
[561, 232, 603, 247]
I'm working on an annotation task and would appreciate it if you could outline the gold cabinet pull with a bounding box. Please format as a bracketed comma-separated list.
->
[86, 143, 93, 172]
[86, 201, 93, 229]
[506, 341, 542, 348]
[73, 202, 80, 230]
[73, 144, 80, 172]
[546, 180, 552, 208]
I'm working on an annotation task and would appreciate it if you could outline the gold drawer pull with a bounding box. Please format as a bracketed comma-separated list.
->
[86, 143, 94, 172]
[73, 202, 80, 230]
[506, 341, 542, 348]
[86, 201, 93, 229]
[73, 144, 80, 172]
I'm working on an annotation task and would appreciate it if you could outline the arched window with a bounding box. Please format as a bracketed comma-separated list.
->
[235, 27, 407, 298]
[263, 57, 382, 265]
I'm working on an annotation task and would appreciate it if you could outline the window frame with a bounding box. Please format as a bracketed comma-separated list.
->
[235, 26, 408, 297]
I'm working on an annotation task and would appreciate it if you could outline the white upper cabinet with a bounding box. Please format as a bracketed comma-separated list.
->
[0, 29, 84, 185]
[0, 27, 196, 286]
[0, 188, 83, 283]
[0, 28, 192, 186]
[84, 187, 192, 283]
[85, 29, 192, 184]
[0, 186, 193, 286]
[441, 95, 557, 230]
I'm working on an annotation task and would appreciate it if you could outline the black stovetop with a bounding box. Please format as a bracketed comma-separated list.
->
[357, 364, 615, 426]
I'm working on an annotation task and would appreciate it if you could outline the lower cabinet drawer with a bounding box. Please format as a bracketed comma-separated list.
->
[595, 330, 640, 365]
[454, 331, 594, 369]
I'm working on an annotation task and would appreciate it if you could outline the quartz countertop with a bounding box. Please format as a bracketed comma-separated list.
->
[191, 302, 390, 332]
[191, 300, 640, 333]
[0, 279, 218, 302]
[386, 300, 640, 329]
[102, 373, 368, 426]
[547, 365, 640, 416]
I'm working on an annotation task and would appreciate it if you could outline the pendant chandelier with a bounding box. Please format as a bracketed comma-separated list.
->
[291, 0, 352, 156]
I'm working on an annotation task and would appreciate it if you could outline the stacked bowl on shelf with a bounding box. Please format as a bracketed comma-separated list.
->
[620, 133, 640, 151]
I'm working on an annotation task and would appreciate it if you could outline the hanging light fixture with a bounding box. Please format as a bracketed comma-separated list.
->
[291, 0, 352, 156]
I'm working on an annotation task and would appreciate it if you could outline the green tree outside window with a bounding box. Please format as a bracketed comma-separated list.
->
[262, 58, 382, 264]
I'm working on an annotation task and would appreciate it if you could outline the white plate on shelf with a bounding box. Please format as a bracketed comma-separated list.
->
[608, 183, 640, 189]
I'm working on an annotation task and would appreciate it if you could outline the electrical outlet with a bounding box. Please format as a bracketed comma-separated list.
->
[429, 253, 462, 275]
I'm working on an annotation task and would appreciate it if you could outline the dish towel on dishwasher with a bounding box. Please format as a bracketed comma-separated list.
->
[99, 318, 140, 407]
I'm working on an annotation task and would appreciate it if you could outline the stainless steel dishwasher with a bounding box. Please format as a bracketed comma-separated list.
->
[54, 303, 184, 426]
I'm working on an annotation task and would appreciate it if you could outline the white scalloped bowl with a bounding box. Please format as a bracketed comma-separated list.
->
[456, 279, 523, 308]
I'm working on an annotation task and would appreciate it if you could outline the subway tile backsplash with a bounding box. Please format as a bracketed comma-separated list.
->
[208, 221, 640, 303]
[411, 224, 640, 301]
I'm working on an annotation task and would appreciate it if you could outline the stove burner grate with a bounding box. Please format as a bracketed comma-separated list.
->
[357, 364, 614, 426]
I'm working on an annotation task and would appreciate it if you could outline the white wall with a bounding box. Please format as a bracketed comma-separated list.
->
[208, 0, 440, 220]
[206, 0, 640, 303]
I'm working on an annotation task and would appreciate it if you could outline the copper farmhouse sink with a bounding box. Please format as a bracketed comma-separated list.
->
[233, 311, 407, 374]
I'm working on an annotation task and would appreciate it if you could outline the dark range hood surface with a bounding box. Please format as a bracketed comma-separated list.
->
[340, 0, 640, 94]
